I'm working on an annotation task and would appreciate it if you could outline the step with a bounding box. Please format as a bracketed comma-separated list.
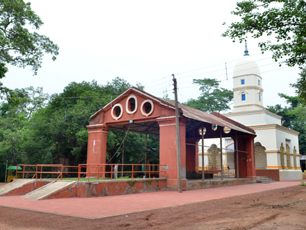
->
[0, 179, 35, 196]
[256, 176, 270, 179]
[22, 181, 75, 200]
[256, 177, 275, 183]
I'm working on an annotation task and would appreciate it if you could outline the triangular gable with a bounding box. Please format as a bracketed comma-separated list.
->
[89, 87, 179, 127]
[90, 87, 176, 120]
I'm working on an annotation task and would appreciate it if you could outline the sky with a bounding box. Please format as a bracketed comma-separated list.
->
[3, 0, 301, 109]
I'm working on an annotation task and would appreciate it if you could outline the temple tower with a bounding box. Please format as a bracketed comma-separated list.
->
[233, 42, 264, 112]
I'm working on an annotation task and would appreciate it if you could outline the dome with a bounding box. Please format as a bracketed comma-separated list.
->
[233, 55, 261, 78]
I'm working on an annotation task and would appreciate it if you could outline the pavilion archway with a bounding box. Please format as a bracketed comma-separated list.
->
[87, 87, 257, 189]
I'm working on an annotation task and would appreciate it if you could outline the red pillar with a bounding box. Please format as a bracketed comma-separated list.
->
[186, 138, 199, 178]
[157, 117, 187, 189]
[245, 136, 256, 178]
[236, 136, 247, 178]
[234, 135, 256, 178]
[87, 124, 109, 177]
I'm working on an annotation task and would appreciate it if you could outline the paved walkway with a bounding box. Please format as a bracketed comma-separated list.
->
[0, 181, 301, 219]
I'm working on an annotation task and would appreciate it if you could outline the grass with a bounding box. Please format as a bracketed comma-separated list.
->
[60, 176, 142, 182]
[299, 181, 306, 186]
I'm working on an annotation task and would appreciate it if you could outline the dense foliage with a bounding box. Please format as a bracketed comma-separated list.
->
[291, 68, 306, 105]
[223, 0, 306, 67]
[0, 78, 158, 182]
[223, 0, 306, 102]
[0, 0, 59, 96]
[184, 78, 233, 113]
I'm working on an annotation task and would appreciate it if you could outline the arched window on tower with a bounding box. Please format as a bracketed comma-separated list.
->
[242, 93, 246, 101]
[259, 94, 261, 101]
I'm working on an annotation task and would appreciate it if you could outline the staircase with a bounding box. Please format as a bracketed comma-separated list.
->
[255, 176, 275, 183]
[22, 181, 75, 200]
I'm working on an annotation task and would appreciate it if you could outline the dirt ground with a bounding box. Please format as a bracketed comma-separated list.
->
[0, 183, 305, 230]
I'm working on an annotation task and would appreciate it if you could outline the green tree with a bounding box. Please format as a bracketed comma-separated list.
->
[0, 78, 156, 181]
[0, 0, 59, 94]
[106, 130, 159, 166]
[184, 78, 233, 113]
[222, 0, 306, 102]
[266, 93, 306, 155]
[222, 0, 306, 67]
[38, 78, 135, 166]
[0, 86, 51, 181]
[291, 68, 306, 105]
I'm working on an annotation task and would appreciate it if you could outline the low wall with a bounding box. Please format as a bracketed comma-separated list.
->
[46, 178, 167, 199]
[256, 169, 280, 181]
[186, 178, 254, 190]
[6, 180, 50, 196]
[279, 170, 302, 181]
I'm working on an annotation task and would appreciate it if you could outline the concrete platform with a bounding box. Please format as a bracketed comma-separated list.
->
[187, 177, 254, 190]
[279, 170, 303, 181]
[0, 181, 301, 219]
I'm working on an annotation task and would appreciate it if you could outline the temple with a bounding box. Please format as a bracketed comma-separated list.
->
[201, 44, 302, 181]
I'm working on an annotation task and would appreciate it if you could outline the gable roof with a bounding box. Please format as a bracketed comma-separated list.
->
[90, 87, 255, 136]
[162, 100, 255, 135]
[90, 86, 176, 119]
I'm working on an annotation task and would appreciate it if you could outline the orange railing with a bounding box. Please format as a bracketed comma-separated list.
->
[16, 164, 79, 180]
[79, 164, 165, 181]
[16, 163, 166, 182]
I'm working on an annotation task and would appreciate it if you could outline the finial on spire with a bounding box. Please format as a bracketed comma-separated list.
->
[244, 40, 249, 56]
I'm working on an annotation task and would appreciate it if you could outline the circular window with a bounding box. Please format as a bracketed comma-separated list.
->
[126, 95, 137, 114]
[224, 127, 231, 134]
[198, 127, 206, 136]
[212, 124, 218, 131]
[141, 100, 154, 117]
[111, 104, 123, 120]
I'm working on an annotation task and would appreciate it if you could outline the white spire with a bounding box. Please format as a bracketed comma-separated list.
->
[232, 46, 264, 112]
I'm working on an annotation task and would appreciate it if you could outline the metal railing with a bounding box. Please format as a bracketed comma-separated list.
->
[16, 164, 80, 180]
[16, 163, 166, 182]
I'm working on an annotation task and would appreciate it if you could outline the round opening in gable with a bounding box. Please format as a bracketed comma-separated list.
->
[115, 107, 121, 117]
[144, 102, 151, 113]
[129, 98, 136, 111]
[212, 124, 218, 131]
[141, 100, 154, 117]
[224, 127, 231, 134]
[111, 104, 123, 120]
[126, 95, 137, 114]
[198, 127, 206, 136]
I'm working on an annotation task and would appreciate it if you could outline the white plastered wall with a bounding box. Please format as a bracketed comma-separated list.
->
[252, 128, 278, 168]
[275, 128, 302, 180]
[225, 110, 281, 126]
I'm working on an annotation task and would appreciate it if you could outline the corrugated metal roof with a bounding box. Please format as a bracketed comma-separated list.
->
[161, 99, 255, 135]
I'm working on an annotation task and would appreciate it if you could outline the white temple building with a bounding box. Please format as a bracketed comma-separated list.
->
[199, 45, 302, 181]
